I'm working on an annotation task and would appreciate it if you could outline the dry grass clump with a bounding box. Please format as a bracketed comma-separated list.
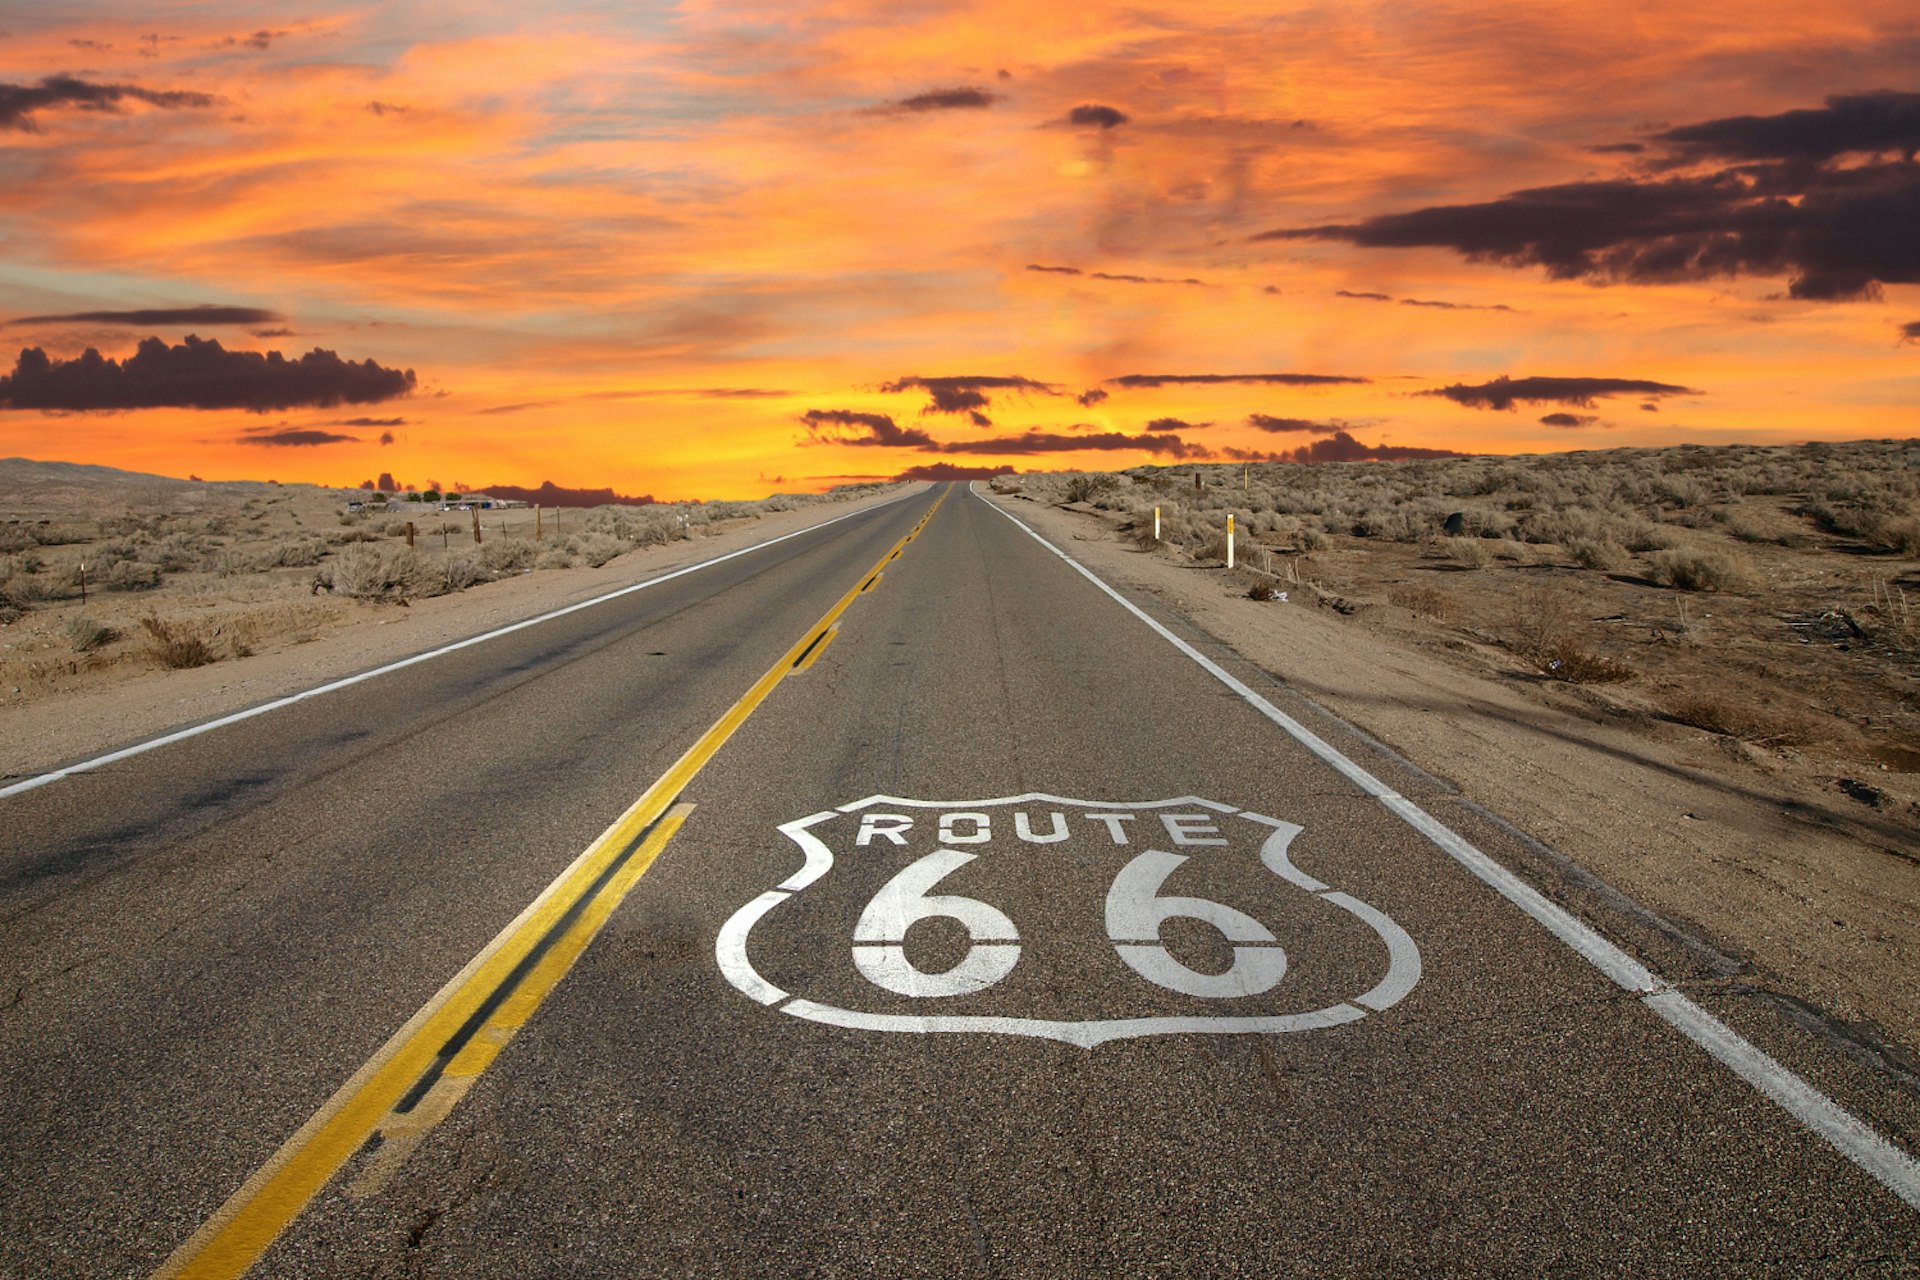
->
[1504, 587, 1634, 683]
[567, 532, 628, 568]
[1648, 547, 1748, 592]
[1564, 537, 1628, 571]
[317, 543, 435, 602]
[1441, 537, 1493, 569]
[140, 615, 215, 669]
[64, 616, 117, 652]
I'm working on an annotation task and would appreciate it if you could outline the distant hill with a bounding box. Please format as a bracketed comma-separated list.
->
[0, 457, 348, 517]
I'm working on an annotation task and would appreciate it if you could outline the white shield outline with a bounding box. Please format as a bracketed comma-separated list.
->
[715, 793, 1421, 1048]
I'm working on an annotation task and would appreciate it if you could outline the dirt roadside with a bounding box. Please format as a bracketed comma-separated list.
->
[980, 486, 1920, 1061]
[1, 482, 926, 781]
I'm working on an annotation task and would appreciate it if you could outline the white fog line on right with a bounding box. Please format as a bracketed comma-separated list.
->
[975, 485, 1920, 1213]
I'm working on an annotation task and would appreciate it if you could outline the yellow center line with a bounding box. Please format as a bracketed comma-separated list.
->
[154, 489, 947, 1280]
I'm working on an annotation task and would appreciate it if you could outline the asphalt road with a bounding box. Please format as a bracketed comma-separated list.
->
[2, 482, 1916, 1277]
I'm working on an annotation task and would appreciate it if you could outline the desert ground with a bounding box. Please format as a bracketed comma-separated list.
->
[4, 444, 1917, 1076]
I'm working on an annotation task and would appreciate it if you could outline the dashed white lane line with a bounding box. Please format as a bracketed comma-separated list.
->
[0, 491, 918, 801]
[974, 483, 1920, 1214]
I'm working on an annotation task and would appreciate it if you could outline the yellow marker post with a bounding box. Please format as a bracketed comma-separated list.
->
[1153, 506, 1160, 541]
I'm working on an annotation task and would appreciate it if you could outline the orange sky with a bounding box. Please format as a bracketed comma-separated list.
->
[1, 1, 1916, 498]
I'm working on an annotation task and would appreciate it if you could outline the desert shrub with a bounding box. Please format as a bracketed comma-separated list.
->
[480, 538, 536, 572]
[442, 550, 489, 590]
[1506, 588, 1581, 660]
[319, 543, 435, 602]
[148, 532, 212, 572]
[65, 616, 118, 652]
[1858, 512, 1920, 557]
[1564, 537, 1628, 571]
[1441, 537, 1493, 569]
[384, 520, 412, 537]
[141, 616, 215, 669]
[0, 526, 33, 554]
[261, 537, 329, 568]
[568, 532, 627, 568]
[100, 514, 162, 537]
[101, 559, 162, 591]
[1064, 474, 1121, 504]
[1648, 547, 1745, 592]
[536, 547, 575, 570]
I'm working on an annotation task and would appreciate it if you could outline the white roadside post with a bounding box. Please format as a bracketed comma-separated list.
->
[1153, 506, 1161, 541]
[1226, 513, 1235, 569]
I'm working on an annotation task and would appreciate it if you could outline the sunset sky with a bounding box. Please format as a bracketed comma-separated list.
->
[1, 2, 1916, 500]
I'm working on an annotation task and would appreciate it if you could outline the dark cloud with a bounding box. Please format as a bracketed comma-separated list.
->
[0, 74, 220, 131]
[936, 430, 1205, 458]
[1423, 375, 1697, 411]
[1247, 414, 1342, 434]
[241, 428, 358, 447]
[339, 416, 408, 427]
[1144, 417, 1206, 432]
[799, 408, 937, 448]
[481, 481, 656, 508]
[7, 304, 280, 328]
[1076, 388, 1109, 407]
[1402, 297, 1516, 312]
[365, 101, 412, 117]
[1066, 104, 1129, 129]
[1651, 90, 1920, 164]
[1539, 412, 1601, 427]
[1261, 91, 1920, 302]
[894, 462, 1010, 482]
[0, 336, 416, 413]
[1027, 264, 1084, 275]
[250, 327, 295, 338]
[1335, 289, 1392, 301]
[880, 87, 1000, 114]
[693, 387, 791, 399]
[1589, 142, 1646, 155]
[1285, 432, 1464, 463]
[379, 431, 395, 446]
[1106, 372, 1369, 388]
[1900, 320, 1920, 344]
[879, 374, 1059, 425]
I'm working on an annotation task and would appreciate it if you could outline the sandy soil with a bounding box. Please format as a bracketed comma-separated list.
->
[984, 486, 1920, 1062]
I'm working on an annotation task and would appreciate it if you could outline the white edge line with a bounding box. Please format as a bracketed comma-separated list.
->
[0, 489, 920, 801]
[970, 482, 1920, 1212]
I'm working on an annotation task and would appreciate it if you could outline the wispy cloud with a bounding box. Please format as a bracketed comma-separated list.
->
[6, 305, 281, 328]
[0, 74, 220, 131]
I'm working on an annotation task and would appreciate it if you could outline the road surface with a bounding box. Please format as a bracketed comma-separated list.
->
[2, 482, 1916, 1277]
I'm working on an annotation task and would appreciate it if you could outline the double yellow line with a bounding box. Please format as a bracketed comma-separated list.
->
[156, 489, 946, 1279]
